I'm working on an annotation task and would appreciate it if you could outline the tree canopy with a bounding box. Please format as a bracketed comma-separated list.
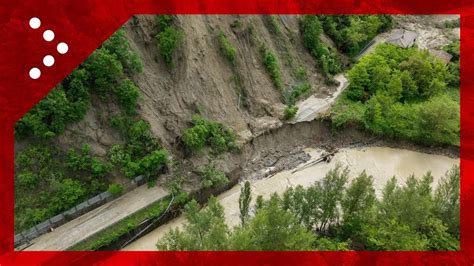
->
[332, 44, 459, 146]
[157, 164, 460, 251]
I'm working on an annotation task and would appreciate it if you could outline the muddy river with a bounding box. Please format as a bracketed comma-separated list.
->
[122, 146, 459, 250]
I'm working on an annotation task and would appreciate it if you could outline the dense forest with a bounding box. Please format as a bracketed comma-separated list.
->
[332, 43, 460, 146]
[158, 165, 460, 251]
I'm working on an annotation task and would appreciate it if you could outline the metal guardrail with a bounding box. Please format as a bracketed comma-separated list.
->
[14, 175, 146, 248]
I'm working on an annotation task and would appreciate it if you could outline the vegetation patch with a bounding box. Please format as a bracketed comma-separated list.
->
[332, 44, 459, 146]
[157, 164, 460, 251]
[182, 115, 237, 154]
[155, 15, 184, 68]
[15, 29, 143, 139]
[300, 16, 342, 79]
[318, 15, 393, 56]
[217, 30, 237, 64]
[261, 47, 284, 90]
[284, 82, 311, 106]
[109, 116, 168, 180]
[15, 145, 111, 231]
[283, 106, 298, 120]
[198, 164, 229, 189]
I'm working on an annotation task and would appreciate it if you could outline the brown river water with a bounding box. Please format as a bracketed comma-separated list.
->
[122, 146, 459, 250]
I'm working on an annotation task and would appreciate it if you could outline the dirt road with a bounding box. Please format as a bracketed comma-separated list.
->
[292, 74, 348, 123]
[24, 184, 168, 251]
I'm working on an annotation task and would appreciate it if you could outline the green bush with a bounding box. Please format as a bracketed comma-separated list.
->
[262, 47, 284, 90]
[113, 78, 140, 114]
[294, 66, 307, 80]
[157, 27, 183, 67]
[108, 116, 168, 179]
[218, 31, 237, 64]
[102, 28, 143, 74]
[15, 87, 73, 139]
[66, 144, 91, 169]
[283, 106, 298, 120]
[108, 183, 125, 196]
[156, 15, 175, 31]
[182, 116, 237, 154]
[285, 82, 311, 105]
[17, 172, 38, 187]
[199, 165, 229, 189]
[91, 158, 112, 178]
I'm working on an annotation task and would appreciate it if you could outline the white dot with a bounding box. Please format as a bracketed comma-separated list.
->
[43, 30, 55, 42]
[29, 68, 41, 79]
[29, 17, 41, 29]
[43, 55, 55, 67]
[57, 42, 68, 54]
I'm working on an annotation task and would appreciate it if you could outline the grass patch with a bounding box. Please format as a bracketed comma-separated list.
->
[217, 31, 237, 64]
[261, 47, 284, 90]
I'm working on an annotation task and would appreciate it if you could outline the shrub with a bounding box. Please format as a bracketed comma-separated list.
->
[17, 172, 38, 187]
[108, 183, 125, 196]
[15, 87, 74, 139]
[262, 47, 284, 90]
[294, 66, 307, 80]
[182, 116, 237, 154]
[156, 15, 175, 31]
[102, 28, 143, 74]
[218, 31, 237, 64]
[91, 158, 112, 178]
[84, 48, 123, 96]
[285, 82, 311, 105]
[283, 106, 298, 120]
[67, 144, 92, 171]
[113, 78, 140, 114]
[199, 165, 229, 189]
[157, 27, 183, 67]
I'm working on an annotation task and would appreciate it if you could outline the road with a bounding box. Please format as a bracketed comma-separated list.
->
[24, 184, 168, 251]
[291, 74, 348, 123]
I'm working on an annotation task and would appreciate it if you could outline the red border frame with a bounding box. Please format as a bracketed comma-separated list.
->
[1, 0, 473, 265]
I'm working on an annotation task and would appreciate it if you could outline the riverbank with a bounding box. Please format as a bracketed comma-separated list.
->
[122, 146, 459, 250]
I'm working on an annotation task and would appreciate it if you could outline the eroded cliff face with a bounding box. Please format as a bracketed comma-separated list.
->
[123, 15, 334, 148]
[36, 15, 336, 161]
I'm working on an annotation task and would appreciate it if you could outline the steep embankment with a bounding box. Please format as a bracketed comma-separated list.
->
[123, 15, 335, 147]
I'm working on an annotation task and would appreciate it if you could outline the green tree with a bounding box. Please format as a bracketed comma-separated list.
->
[157, 198, 230, 250]
[113, 78, 140, 114]
[361, 219, 428, 250]
[239, 181, 252, 225]
[83, 48, 123, 96]
[433, 165, 460, 238]
[341, 171, 376, 237]
[230, 194, 315, 250]
[317, 164, 349, 231]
